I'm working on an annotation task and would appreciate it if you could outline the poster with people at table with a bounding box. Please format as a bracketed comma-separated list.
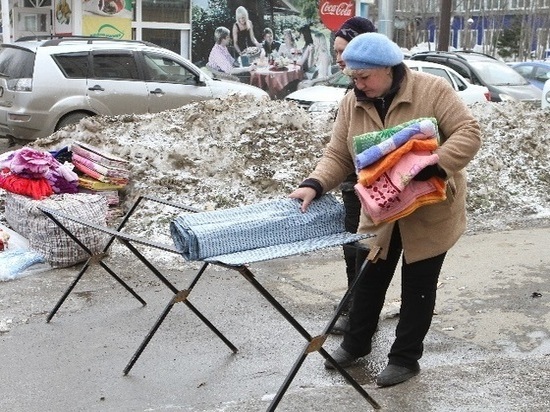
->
[191, 0, 355, 99]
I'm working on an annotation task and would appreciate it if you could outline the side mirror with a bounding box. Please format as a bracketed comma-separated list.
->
[196, 72, 207, 86]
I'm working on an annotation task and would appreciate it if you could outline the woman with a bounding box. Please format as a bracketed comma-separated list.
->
[310, 31, 332, 79]
[277, 28, 298, 59]
[278, 28, 311, 68]
[289, 33, 481, 387]
[207, 26, 251, 81]
[232, 6, 260, 56]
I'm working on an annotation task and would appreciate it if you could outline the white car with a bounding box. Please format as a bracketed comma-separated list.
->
[285, 60, 490, 112]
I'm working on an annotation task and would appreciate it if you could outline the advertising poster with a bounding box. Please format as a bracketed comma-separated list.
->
[54, 0, 73, 35]
[319, 0, 355, 31]
[82, 0, 133, 39]
[192, 0, 356, 98]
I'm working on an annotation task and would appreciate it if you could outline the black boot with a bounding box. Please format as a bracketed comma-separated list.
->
[330, 242, 369, 335]
[330, 302, 351, 335]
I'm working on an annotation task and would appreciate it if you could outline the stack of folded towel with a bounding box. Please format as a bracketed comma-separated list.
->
[71, 141, 130, 221]
[353, 118, 447, 225]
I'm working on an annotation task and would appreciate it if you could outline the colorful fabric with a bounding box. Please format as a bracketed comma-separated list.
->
[72, 158, 129, 186]
[382, 178, 447, 222]
[0, 168, 54, 200]
[4, 147, 55, 178]
[77, 175, 126, 191]
[0, 147, 78, 196]
[71, 153, 130, 179]
[353, 117, 438, 155]
[71, 141, 129, 169]
[354, 118, 447, 225]
[358, 139, 439, 186]
[355, 118, 437, 170]
[355, 176, 446, 225]
[44, 162, 79, 194]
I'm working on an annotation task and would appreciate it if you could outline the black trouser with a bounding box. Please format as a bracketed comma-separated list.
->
[341, 173, 362, 289]
[342, 224, 446, 369]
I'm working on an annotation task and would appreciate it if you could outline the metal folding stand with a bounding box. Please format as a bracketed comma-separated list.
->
[40, 195, 199, 323]
[38, 196, 381, 411]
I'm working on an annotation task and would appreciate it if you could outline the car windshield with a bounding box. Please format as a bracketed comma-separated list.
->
[469, 61, 531, 86]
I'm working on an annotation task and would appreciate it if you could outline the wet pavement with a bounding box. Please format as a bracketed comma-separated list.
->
[1, 226, 549, 411]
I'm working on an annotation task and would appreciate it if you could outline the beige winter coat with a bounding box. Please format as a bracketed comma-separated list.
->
[309, 66, 482, 263]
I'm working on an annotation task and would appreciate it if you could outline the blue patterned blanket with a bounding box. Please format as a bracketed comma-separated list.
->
[170, 195, 371, 265]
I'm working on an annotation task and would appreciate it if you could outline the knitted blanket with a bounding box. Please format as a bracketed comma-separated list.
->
[355, 118, 438, 170]
[170, 194, 370, 265]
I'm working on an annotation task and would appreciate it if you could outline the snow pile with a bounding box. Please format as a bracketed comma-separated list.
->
[5, 95, 546, 262]
[33, 95, 332, 211]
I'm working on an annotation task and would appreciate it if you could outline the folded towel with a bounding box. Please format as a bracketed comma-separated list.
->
[358, 139, 439, 187]
[355, 176, 446, 225]
[355, 119, 437, 170]
[71, 141, 129, 170]
[71, 153, 130, 180]
[353, 117, 438, 155]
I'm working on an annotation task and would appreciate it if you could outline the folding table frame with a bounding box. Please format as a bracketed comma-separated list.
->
[39, 195, 381, 411]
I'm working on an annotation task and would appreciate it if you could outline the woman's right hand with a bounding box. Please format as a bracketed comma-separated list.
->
[289, 187, 317, 212]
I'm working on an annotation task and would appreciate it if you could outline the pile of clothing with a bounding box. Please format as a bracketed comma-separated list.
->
[0, 147, 79, 199]
[0, 143, 129, 272]
[353, 118, 447, 225]
[0, 142, 130, 221]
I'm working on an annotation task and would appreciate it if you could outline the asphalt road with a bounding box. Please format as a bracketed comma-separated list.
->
[1, 226, 549, 411]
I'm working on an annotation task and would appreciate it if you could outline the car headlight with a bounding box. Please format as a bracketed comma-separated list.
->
[309, 101, 338, 112]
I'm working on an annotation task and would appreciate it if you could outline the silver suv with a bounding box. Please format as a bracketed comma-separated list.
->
[0, 37, 268, 141]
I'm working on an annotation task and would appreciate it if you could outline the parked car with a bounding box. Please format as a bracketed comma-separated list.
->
[0, 37, 268, 141]
[509, 61, 550, 90]
[285, 59, 490, 112]
[542, 79, 550, 109]
[410, 50, 542, 103]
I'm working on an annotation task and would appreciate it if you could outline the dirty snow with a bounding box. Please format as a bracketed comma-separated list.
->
[3, 95, 550, 263]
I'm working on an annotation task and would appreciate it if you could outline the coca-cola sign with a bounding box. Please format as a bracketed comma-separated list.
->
[320, 0, 355, 31]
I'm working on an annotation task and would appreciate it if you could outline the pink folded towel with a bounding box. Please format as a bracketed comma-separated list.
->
[355, 151, 442, 225]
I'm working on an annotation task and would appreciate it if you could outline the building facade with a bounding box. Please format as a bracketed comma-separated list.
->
[393, 0, 550, 59]
[1, 0, 192, 58]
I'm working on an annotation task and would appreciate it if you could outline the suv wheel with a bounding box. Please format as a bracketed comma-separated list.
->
[56, 112, 92, 131]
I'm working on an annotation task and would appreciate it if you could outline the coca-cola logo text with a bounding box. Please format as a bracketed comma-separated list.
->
[320, 1, 353, 17]
[319, 0, 355, 31]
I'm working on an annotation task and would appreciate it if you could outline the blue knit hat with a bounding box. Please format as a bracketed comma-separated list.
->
[342, 33, 404, 70]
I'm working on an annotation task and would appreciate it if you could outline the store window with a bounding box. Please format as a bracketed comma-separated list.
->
[142, 28, 181, 55]
[142, 0, 190, 23]
[23, 0, 52, 6]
